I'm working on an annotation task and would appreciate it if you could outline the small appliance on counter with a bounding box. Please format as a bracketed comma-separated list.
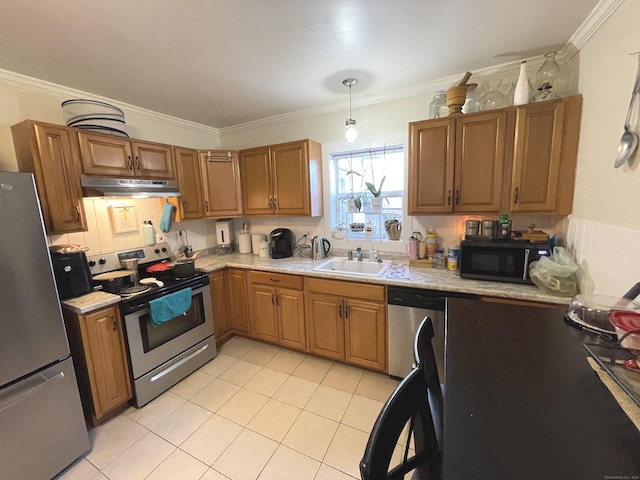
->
[311, 235, 331, 260]
[215, 219, 234, 254]
[269, 228, 295, 259]
[459, 239, 551, 284]
[49, 246, 93, 299]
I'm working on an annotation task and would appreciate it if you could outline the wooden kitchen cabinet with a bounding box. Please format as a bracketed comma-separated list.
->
[63, 305, 132, 426]
[509, 95, 582, 215]
[200, 150, 243, 217]
[248, 271, 306, 350]
[239, 139, 323, 217]
[11, 120, 87, 234]
[305, 278, 387, 372]
[209, 270, 233, 344]
[174, 146, 205, 219]
[408, 110, 507, 214]
[78, 131, 175, 179]
[227, 268, 251, 334]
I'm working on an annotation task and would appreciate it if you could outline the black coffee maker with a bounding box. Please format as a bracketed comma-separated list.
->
[49, 247, 93, 299]
[269, 228, 295, 259]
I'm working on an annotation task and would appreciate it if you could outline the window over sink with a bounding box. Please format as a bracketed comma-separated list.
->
[330, 144, 405, 241]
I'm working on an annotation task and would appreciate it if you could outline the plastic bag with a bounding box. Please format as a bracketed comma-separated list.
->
[529, 247, 580, 296]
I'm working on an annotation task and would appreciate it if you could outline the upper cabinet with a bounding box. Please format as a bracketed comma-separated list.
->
[174, 146, 204, 220]
[11, 120, 87, 234]
[509, 95, 582, 215]
[200, 150, 243, 217]
[408, 111, 507, 214]
[408, 95, 582, 215]
[239, 139, 323, 217]
[77, 131, 174, 179]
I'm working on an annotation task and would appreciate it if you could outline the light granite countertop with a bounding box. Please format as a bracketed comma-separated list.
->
[62, 252, 573, 314]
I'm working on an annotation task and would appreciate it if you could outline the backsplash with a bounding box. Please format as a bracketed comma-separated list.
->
[564, 217, 640, 297]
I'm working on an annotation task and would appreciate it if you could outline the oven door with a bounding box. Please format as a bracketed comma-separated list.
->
[124, 284, 214, 380]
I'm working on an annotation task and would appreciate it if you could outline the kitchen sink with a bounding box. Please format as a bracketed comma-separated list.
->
[313, 257, 391, 278]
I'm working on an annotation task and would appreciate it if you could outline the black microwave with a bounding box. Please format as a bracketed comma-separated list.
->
[459, 240, 551, 284]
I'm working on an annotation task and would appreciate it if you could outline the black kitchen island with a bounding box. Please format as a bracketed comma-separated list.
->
[444, 298, 640, 479]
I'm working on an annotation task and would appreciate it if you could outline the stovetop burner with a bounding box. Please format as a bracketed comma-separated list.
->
[119, 285, 151, 297]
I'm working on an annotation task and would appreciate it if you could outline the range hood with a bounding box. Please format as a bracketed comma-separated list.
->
[81, 177, 181, 197]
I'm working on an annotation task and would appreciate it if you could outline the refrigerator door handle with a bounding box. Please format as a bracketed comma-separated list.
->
[0, 369, 64, 415]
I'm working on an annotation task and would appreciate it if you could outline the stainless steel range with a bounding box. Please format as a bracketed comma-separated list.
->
[87, 243, 216, 407]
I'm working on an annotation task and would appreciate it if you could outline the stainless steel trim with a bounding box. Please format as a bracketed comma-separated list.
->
[523, 249, 531, 280]
[150, 344, 209, 382]
[81, 176, 181, 197]
[0, 370, 64, 414]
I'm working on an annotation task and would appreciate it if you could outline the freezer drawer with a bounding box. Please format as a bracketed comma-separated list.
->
[0, 357, 89, 479]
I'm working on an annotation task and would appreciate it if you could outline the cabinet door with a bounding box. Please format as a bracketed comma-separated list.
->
[82, 306, 132, 419]
[408, 118, 455, 214]
[249, 284, 279, 342]
[227, 269, 251, 333]
[131, 141, 174, 179]
[277, 288, 306, 351]
[200, 150, 243, 217]
[454, 111, 506, 213]
[174, 147, 204, 219]
[271, 141, 310, 215]
[344, 299, 387, 372]
[306, 292, 345, 361]
[209, 271, 232, 342]
[77, 131, 134, 176]
[510, 100, 566, 212]
[26, 123, 87, 233]
[240, 146, 273, 215]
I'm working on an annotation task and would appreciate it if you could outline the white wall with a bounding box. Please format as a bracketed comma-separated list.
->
[565, 0, 640, 296]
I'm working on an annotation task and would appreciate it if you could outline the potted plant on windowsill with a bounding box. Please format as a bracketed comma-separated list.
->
[365, 176, 386, 212]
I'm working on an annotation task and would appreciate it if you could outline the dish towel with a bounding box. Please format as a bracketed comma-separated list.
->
[159, 200, 175, 233]
[149, 287, 192, 326]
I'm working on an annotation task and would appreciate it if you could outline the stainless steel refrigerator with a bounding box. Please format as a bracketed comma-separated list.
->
[0, 172, 89, 479]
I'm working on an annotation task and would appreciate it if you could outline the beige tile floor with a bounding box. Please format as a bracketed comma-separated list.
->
[55, 336, 399, 480]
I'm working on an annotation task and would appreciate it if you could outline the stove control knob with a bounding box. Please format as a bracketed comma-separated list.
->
[88, 260, 96, 267]
[98, 258, 106, 265]
[161, 247, 167, 252]
[155, 249, 160, 254]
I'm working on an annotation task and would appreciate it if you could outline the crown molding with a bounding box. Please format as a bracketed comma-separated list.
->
[567, 0, 624, 52]
[0, 68, 219, 135]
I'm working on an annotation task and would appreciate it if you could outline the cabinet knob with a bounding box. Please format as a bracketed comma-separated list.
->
[513, 187, 519, 204]
[128, 156, 133, 170]
[447, 190, 451, 206]
[205, 200, 209, 212]
[455, 190, 460, 205]
[136, 156, 141, 170]
[338, 304, 343, 318]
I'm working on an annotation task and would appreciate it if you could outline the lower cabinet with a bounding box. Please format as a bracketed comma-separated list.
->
[209, 270, 233, 344]
[227, 268, 251, 334]
[63, 304, 132, 426]
[248, 271, 306, 350]
[305, 278, 387, 372]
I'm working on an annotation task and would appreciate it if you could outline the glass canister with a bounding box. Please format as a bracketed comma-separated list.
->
[429, 90, 448, 119]
[434, 249, 446, 269]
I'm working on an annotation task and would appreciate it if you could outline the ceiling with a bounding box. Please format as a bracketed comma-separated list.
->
[0, 0, 600, 129]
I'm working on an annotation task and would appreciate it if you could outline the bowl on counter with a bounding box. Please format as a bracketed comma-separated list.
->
[609, 310, 640, 350]
[566, 294, 640, 335]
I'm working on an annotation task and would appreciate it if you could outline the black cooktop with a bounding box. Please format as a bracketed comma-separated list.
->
[117, 269, 209, 314]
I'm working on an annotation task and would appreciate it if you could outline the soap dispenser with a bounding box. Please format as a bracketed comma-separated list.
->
[369, 245, 376, 262]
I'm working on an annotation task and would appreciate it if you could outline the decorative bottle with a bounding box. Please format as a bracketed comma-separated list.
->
[513, 61, 530, 106]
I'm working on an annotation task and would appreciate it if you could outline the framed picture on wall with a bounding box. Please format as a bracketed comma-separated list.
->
[109, 205, 138, 233]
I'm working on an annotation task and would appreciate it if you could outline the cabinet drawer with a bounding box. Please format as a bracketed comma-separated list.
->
[249, 271, 303, 290]
[305, 277, 385, 302]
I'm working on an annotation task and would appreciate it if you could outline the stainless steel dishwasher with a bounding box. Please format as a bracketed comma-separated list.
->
[387, 286, 474, 380]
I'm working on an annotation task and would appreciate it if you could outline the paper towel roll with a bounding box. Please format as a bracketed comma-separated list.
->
[238, 232, 252, 254]
[251, 233, 266, 255]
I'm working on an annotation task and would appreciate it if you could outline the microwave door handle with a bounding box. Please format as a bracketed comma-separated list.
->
[523, 249, 531, 280]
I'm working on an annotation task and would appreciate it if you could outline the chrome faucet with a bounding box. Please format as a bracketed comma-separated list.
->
[355, 247, 363, 261]
[347, 250, 353, 260]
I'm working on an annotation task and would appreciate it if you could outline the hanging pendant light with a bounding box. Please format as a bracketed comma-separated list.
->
[343, 78, 358, 143]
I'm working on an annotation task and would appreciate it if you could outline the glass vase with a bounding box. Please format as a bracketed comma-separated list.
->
[480, 79, 509, 110]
